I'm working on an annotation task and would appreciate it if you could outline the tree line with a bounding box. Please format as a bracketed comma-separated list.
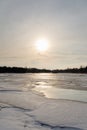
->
[0, 66, 87, 73]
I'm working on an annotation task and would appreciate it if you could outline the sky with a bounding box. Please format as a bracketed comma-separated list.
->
[0, 0, 87, 69]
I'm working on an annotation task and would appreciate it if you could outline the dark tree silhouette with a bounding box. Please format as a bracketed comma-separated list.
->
[0, 66, 87, 73]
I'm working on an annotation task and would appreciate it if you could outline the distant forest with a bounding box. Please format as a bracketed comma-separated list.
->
[0, 66, 87, 73]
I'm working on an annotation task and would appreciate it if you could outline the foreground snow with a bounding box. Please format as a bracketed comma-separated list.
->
[0, 91, 87, 130]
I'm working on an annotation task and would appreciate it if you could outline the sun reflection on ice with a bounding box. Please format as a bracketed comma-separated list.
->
[35, 81, 52, 89]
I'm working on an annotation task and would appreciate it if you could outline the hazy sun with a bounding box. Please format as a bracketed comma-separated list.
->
[36, 39, 48, 52]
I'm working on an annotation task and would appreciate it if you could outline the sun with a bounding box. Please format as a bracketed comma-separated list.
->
[36, 39, 49, 52]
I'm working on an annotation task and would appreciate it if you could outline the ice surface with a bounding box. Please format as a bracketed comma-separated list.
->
[0, 91, 87, 130]
[30, 100, 87, 129]
[0, 74, 87, 130]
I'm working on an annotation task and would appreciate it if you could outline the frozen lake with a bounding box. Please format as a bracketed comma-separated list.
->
[0, 73, 87, 130]
[0, 73, 87, 102]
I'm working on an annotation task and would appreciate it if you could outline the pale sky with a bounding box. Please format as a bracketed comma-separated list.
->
[0, 0, 87, 69]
